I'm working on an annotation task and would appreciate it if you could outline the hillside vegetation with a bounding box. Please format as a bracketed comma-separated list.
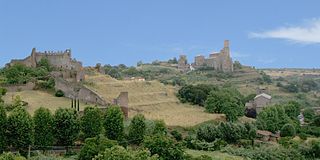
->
[84, 73, 225, 126]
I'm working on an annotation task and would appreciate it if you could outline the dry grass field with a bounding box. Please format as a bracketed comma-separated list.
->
[262, 69, 320, 78]
[2, 90, 87, 115]
[85, 73, 225, 126]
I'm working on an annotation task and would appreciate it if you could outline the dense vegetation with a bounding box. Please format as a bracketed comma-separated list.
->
[0, 59, 55, 90]
[178, 84, 246, 121]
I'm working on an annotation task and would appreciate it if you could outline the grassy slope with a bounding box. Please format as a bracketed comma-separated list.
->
[186, 149, 243, 160]
[2, 90, 87, 115]
[84, 73, 225, 127]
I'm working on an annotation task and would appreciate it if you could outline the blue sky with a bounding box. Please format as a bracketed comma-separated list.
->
[1, 0, 320, 68]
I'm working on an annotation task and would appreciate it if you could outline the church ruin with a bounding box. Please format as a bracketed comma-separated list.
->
[177, 40, 234, 72]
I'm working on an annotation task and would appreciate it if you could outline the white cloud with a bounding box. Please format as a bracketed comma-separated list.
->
[249, 18, 320, 44]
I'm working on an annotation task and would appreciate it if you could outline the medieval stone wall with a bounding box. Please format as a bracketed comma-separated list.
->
[55, 78, 107, 106]
[192, 40, 233, 72]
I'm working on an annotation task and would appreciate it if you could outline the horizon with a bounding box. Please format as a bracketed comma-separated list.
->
[1, 0, 320, 68]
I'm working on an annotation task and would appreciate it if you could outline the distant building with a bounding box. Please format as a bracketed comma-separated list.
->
[192, 40, 233, 72]
[177, 55, 189, 72]
[245, 93, 272, 113]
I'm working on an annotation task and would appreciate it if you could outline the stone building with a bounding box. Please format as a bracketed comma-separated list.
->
[6, 48, 85, 82]
[177, 55, 190, 72]
[245, 93, 272, 113]
[193, 40, 233, 72]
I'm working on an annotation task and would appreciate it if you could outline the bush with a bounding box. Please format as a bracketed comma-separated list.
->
[223, 145, 304, 160]
[303, 108, 315, 123]
[93, 145, 158, 160]
[143, 135, 184, 160]
[171, 130, 183, 141]
[280, 123, 296, 137]
[0, 152, 26, 160]
[55, 90, 64, 97]
[0, 88, 7, 96]
[153, 120, 167, 135]
[0, 104, 6, 152]
[79, 135, 117, 160]
[197, 122, 256, 144]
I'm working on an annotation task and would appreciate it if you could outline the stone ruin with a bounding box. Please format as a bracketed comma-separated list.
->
[4, 48, 129, 117]
[177, 40, 234, 72]
[6, 48, 85, 82]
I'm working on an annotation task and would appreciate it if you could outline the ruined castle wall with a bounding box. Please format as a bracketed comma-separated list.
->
[3, 82, 35, 92]
[113, 92, 129, 118]
[55, 78, 107, 106]
[35, 53, 74, 70]
[78, 86, 107, 106]
[8, 56, 34, 67]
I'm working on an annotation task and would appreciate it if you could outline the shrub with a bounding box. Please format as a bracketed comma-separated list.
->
[171, 130, 183, 141]
[280, 123, 296, 137]
[223, 145, 304, 160]
[313, 115, 320, 127]
[55, 90, 64, 97]
[143, 135, 184, 160]
[79, 135, 117, 160]
[197, 122, 256, 144]
[0, 152, 26, 160]
[153, 120, 167, 135]
[0, 104, 6, 152]
[0, 88, 7, 96]
[303, 108, 315, 123]
[128, 114, 146, 145]
[93, 145, 158, 160]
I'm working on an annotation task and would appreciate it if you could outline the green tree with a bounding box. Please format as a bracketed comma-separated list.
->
[0, 152, 26, 160]
[153, 120, 167, 135]
[283, 101, 301, 119]
[0, 104, 7, 152]
[54, 108, 79, 146]
[313, 115, 320, 127]
[81, 106, 103, 139]
[33, 107, 54, 148]
[143, 135, 184, 160]
[280, 123, 296, 137]
[2, 64, 33, 84]
[128, 114, 146, 145]
[304, 108, 315, 123]
[37, 58, 52, 72]
[7, 107, 34, 152]
[79, 135, 117, 160]
[103, 106, 124, 140]
[256, 105, 291, 132]
[205, 89, 244, 122]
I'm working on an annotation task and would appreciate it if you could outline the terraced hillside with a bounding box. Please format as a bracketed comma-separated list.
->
[84, 73, 225, 126]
